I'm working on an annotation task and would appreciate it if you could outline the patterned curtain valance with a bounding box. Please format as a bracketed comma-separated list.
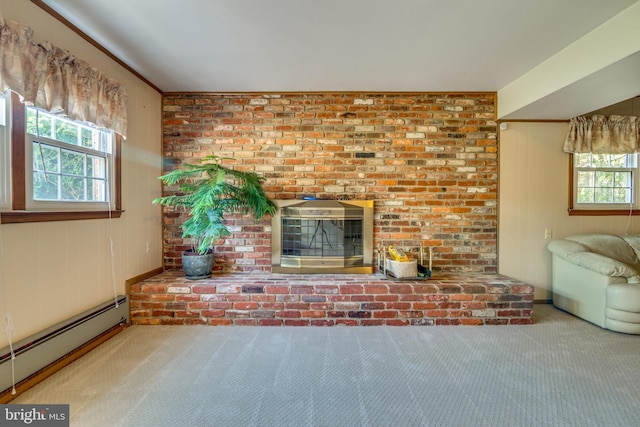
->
[563, 114, 639, 154]
[0, 16, 127, 137]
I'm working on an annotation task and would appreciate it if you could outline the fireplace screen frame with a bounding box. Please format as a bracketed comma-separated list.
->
[271, 200, 374, 274]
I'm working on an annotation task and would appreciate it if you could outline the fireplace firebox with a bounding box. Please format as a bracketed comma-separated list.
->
[271, 200, 374, 273]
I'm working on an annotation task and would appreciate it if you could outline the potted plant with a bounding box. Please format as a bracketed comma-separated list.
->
[153, 155, 276, 279]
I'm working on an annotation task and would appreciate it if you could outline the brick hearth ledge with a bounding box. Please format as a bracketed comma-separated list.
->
[130, 271, 534, 326]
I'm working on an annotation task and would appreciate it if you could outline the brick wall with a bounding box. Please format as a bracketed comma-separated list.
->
[161, 93, 497, 273]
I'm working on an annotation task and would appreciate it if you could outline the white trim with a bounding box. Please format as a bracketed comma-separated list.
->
[24, 134, 114, 212]
[0, 93, 10, 211]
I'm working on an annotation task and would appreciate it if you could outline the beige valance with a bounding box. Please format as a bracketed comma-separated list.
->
[0, 16, 127, 137]
[563, 114, 639, 154]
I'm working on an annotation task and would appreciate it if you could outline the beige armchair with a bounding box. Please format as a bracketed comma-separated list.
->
[547, 234, 640, 334]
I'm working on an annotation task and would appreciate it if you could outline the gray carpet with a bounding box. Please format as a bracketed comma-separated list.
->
[10, 305, 640, 426]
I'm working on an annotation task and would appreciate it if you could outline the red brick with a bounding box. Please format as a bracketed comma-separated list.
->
[399, 311, 423, 318]
[373, 310, 397, 318]
[327, 310, 346, 318]
[141, 284, 167, 293]
[285, 319, 309, 326]
[438, 302, 461, 309]
[339, 285, 363, 294]
[311, 319, 334, 326]
[364, 285, 388, 294]
[209, 302, 232, 309]
[498, 310, 521, 317]
[327, 295, 350, 302]
[227, 310, 250, 318]
[151, 310, 173, 317]
[375, 294, 398, 302]
[235, 319, 258, 326]
[399, 294, 423, 302]
[361, 320, 385, 326]
[226, 294, 250, 301]
[251, 294, 276, 302]
[140, 302, 164, 309]
[447, 310, 471, 318]
[202, 309, 225, 317]
[285, 302, 310, 310]
[259, 319, 284, 326]
[276, 310, 301, 318]
[175, 310, 200, 318]
[388, 284, 414, 294]
[209, 319, 233, 326]
[385, 319, 410, 326]
[436, 319, 461, 325]
[450, 294, 474, 301]
[425, 295, 449, 302]
[234, 302, 259, 310]
[261, 302, 285, 310]
[315, 285, 339, 294]
[192, 285, 216, 294]
[460, 318, 484, 326]
[386, 302, 411, 310]
[151, 294, 175, 302]
[265, 285, 289, 294]
[335, 319, 358, 326]
[425, 310, 448, 317]
[130, 310, 150, 317]
[301, 310, 326, 318]
[160, 318, 184, 325]
[310, 303, 333, 310]
[462, 302, 486, 309]
[475, 294, 498, 301]
[351, 295, 374, 302]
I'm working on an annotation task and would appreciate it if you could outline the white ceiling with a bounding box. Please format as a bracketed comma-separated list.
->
[39, 0, 640, 118]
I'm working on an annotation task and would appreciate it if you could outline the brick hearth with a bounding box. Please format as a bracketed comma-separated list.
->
[130, 271, 534, 326]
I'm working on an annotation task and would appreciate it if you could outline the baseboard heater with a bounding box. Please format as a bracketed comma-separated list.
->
[0, 295, 128, 394]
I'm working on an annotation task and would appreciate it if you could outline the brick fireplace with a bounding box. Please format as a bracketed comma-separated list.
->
[161, 92, 497, 274]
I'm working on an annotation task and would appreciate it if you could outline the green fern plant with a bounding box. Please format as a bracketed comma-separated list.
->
[153, 155, 276, 255]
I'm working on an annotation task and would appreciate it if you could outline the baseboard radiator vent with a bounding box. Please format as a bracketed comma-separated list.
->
[0, 295, 128, 393]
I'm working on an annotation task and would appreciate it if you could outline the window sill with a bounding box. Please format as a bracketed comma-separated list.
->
[569, 209, 639, 216]
[0, 210, 124, 223]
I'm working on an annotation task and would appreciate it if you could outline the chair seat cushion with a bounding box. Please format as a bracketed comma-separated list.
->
[606, 283, 640, 313]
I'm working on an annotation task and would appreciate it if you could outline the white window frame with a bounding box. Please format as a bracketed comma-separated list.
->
[0, 93, 10, 211]
[572, 153, 639, 211]
[24, 107, 115, 212]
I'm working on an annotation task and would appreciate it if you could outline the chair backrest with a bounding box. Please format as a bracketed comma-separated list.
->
[566, 234, 640, 272]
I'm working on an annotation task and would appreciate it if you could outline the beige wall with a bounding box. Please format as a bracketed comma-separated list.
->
[0, 1, 163, 347]
[498, 121, 640, 300]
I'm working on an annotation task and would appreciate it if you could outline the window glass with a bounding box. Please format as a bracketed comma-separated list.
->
[573, 153, 638, 209]
[26, 107, 113, 210]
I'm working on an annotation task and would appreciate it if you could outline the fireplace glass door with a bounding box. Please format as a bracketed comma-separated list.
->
[282, 218, 363, 258]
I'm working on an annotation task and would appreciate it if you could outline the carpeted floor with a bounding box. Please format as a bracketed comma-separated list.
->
[9, 304, 640, 426]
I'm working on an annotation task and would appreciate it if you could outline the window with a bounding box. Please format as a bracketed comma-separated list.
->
[0, 91, 122, 223]
[570, 153, 639, 214]
[26, 107, 113, 211]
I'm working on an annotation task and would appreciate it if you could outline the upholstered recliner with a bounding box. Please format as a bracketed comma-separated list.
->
[547, 234, 640, 334]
